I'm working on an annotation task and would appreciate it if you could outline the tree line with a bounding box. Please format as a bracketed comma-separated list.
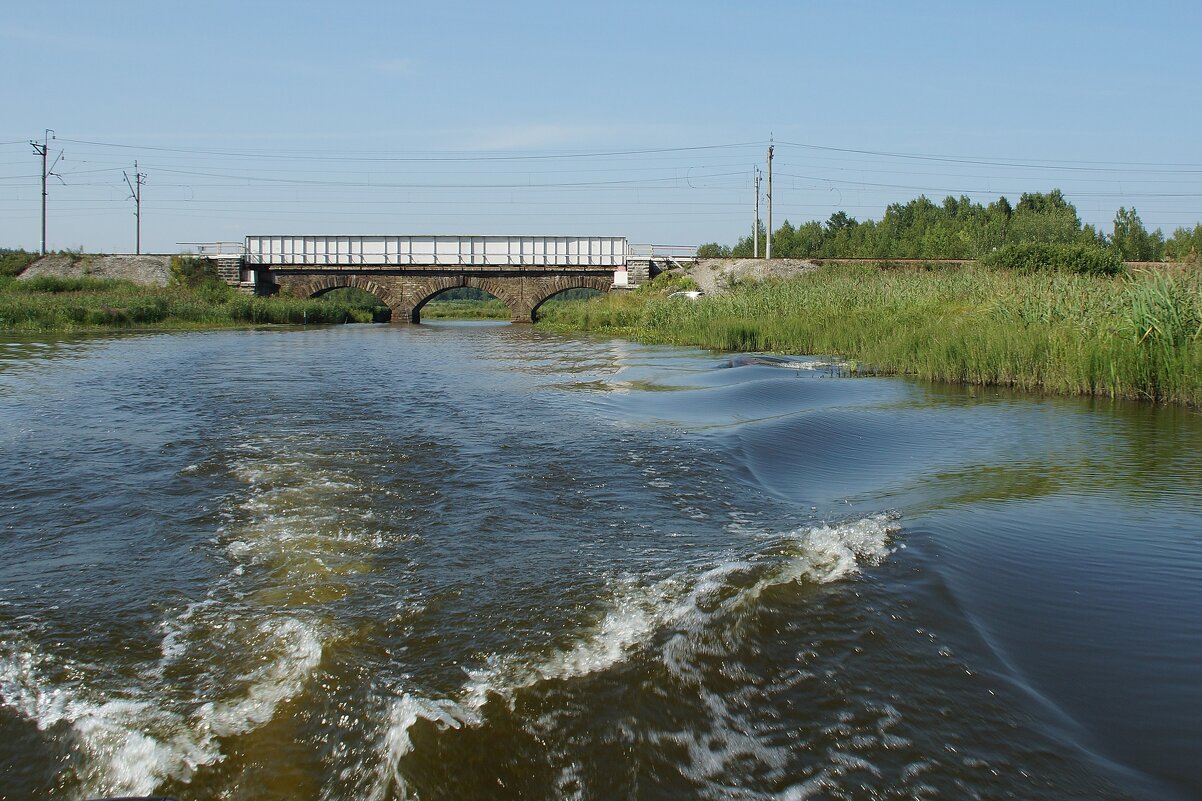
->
[697, 190, 1202, 263]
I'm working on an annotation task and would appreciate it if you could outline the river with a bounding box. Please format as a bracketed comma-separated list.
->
[1, 322, 1200, 801]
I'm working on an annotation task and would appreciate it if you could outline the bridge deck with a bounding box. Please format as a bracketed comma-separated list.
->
[244, 234, 628, 267]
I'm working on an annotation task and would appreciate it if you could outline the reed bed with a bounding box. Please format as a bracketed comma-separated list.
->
[537, 264, 1202, 405]
[0, 277, 384, 331]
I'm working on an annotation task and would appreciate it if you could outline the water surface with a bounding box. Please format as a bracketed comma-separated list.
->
[1, 323, 1199, 800]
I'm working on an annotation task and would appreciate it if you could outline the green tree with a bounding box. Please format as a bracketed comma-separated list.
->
[825, 211, 857, 232]
[1111, 207, 1164, 261]
[696, 242, 731, 258]
[1164, 224, 1202, 263]
[1007, 189, 1083, 245]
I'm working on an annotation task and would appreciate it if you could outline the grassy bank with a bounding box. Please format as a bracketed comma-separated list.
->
[0, 276, 387, 332]
[536, 264, 1202, 405]
[421, 298, 510, 320]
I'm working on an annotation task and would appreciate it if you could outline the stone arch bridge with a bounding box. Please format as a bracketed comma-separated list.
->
[275, 272, 613, 323]
[231, 234, 644, 323]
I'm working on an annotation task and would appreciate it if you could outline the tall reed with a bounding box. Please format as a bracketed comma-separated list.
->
[0, 277, 381, 331]
[537, 265, 1202, 405]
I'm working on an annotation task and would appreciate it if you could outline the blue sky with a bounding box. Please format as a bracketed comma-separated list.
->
[2, 0, 1200, 252]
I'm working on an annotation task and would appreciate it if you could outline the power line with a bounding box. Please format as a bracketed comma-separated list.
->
[775, 140, 1202, 175]
[773, 172, 1202, 198]
[55, 138, 762, 163]
[145, 167, 746, 189]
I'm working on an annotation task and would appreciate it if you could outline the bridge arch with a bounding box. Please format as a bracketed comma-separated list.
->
[289, 275, 403, 316]
[528, 276, 614, 322]
[408, 277, 520, 324]
[408, 276, 507, 322]
[269, 271, 615, 324]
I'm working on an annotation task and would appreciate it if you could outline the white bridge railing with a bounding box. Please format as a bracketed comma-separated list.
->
[179, 241, 248, 258]
[181, 237, 701, 268]
[627, 243, 699, 262]
[243, 235, 629, 267]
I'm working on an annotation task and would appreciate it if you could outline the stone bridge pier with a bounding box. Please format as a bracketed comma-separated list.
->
[270, 271, 614, 323]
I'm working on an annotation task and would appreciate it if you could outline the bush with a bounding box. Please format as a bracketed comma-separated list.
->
[640, 272, 699, 295]
[170, 255, 220, 288]
[0, 250, 38, 278]
[696, 242, 731, 258]
[981, 242, 1124, 276]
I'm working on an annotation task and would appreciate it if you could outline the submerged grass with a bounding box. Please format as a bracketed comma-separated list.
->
[0, 276, 385, 331]
[536, 264, 1202, 405]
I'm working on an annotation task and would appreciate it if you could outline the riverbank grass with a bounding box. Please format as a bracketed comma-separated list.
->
[0, 276, 386, 331]
[536, 264, 1202, 405]
[420, 298, 510, 320]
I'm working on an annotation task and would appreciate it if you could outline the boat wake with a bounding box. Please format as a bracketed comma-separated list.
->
[346, 513, 900, 801]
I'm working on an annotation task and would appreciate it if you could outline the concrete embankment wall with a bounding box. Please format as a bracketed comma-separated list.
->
[17, 254, 175, 286]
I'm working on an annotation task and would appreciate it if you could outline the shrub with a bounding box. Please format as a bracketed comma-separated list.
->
[981, 242, 1124, 276]
[170, 255, 220, 287]
[696, 242, 731, 258]
[640, 272, 699, 295]
[0, 250, 38, 278]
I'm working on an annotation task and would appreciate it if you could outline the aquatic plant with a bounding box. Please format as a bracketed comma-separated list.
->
[536, 264, 1202, 405]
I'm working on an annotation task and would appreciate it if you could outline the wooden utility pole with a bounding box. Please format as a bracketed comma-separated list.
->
[765, 142, 774, 259]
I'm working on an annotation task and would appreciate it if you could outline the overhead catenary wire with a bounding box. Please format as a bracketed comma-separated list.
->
[4, 133, 1202, 251]
[52, 138, 763, 162]
[775, 140, 1202, 174]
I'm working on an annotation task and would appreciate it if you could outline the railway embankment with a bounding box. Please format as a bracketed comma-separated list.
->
[17, 253, 175, 286]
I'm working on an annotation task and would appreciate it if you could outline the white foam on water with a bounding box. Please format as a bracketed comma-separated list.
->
[461, 514, 898, 711]
[157, 598, 217, 670]
[755, 513, 895, 590]
[645, 685, 791, 799]
[2, 614, 327, 799]
[461, 574, 689, 711]
[218, 447, 387, 584]
[352, 515, 899, 798]
[0, 438, 387, 798]
[0, 640, 219, 798]
[776, 775, 839, 801]
[351, 692, 474, 801]
[196, 616, 325, 738]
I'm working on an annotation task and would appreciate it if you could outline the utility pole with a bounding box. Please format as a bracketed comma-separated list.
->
[753, 167, 761, 258]
[30, 130, 62, 255]
[765, 141, 774, 260]
[123, 161, 146, 254]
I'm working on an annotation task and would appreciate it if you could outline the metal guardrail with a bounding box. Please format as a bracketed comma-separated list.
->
[178, 239, 703, 264]
[244, 235, 628, 268]
[627, 243, 699, 261]
[179, 241, 247, 257]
